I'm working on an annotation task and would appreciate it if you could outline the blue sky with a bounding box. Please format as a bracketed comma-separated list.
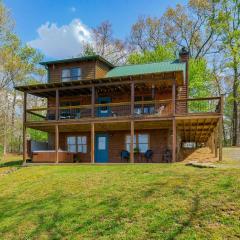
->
[4, 0, 187, 59]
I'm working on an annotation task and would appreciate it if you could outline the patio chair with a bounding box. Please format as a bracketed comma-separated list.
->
[120, 150, 130, 162]
[144, 149, 153, 162]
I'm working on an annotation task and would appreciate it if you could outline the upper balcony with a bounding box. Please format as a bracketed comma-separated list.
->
[16, 69, 223, 125]
[25, 96, 222, 124]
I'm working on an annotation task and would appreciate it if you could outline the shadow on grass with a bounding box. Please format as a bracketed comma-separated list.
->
[166, 194, 200, 240]
[0, 160, 23, 168]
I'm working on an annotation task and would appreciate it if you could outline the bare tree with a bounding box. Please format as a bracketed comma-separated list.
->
[82, 21, 128, 65]
[129, 16, 165, 51]
[162, 0, 220, 59]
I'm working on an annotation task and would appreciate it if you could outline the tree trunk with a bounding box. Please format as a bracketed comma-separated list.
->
[232, 60, 239, 146]
[10, 90, 16, 152]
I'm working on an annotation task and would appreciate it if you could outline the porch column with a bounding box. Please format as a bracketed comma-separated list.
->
[91, 86, 95, 117]
[55, 124, 59, 163]
[172, 80, 176, 115]
[131, 82, 135, 116]
[219, 94, 224, 161]
[91, 122, 95, 163]
[172, 119, 177, 162]
[55, 89, 59, 120]
[172, 79, 177, 162]
[214, 127, 218, 158]
[23, 92, 27, 164]
[130, 120, 134, 163]
[23, 126, 27, 164]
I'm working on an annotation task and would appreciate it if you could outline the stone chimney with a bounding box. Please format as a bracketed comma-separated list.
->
[179, 47, 190, 63]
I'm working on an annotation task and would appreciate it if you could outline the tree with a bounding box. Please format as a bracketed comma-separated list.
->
[129, 16, 165, 51]
[188, 58, 213, 98]
[127, 43, 175, 64]
[82, 21, 127, 65]
[162, 0, 220, 59]
[0, 2, 46, 155]
[212, 0, 240, 145]
[129, 1, 219, 59]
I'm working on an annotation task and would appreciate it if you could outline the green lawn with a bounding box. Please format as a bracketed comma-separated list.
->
[0, 157, 239, 239]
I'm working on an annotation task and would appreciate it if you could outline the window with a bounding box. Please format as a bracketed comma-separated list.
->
[138, 134, 149, 153]
[182, 142, 196, 149]
[126, 135, 137, 152]
[67, 136, 76, 152]
[62, 69, 71, 82]
[71, 68, 81, 80]
[67, 136, 87, 153]
[77, 136, 87, 153]
[98, 137, 106, 150]
[125, 134, 149, 153]
[62, 68, 82, 82]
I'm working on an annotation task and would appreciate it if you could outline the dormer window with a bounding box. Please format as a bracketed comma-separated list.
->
[62, 68, 82, 82]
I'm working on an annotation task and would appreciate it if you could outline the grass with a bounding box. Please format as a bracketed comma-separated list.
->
[0, 155, 239, 239]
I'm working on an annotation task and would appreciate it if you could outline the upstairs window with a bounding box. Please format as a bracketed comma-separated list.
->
[62, 69, 71, 82]
[62, 68, 82, 82]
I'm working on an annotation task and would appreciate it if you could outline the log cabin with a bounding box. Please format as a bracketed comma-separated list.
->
[15, 48, 223, 164]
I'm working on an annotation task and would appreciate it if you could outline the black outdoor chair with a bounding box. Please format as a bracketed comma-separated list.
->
[120, 150, 130, 162]
[163, 149, 172, 163]
[144, 149, 153, 162]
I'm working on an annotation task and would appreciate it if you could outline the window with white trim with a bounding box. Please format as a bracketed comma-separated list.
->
[125, 134, 149, 153]
[67, 136, 87, 153]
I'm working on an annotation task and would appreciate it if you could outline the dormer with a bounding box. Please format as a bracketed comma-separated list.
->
[40, 55, 114, 83]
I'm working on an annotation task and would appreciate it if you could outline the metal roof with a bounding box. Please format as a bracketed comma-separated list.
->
[106, 60, 186, 78]
[40, 55, 115, 68]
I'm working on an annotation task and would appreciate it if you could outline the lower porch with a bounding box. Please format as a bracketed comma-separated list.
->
[24, 116, 222, 164]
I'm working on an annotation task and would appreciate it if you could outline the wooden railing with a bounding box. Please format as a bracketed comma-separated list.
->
[175, 97, 222, 115]
[26, 97, 222, 122]
[26, 99, 172, 122]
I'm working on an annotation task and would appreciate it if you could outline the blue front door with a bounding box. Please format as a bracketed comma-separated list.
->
[98, 97, 111, 117]
[95, 133, 109, 163]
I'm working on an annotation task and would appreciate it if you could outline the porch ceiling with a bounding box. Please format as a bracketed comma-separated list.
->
[176, 117, 219, 143]
[26, 120, 172, 133]
[17, 71, 183, 98]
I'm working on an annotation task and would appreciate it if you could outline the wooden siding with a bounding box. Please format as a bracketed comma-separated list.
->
[48, 59, 113, 83]
[95, 60, 112, 78]
[54, 129, 171, 163]
[48, 61, 96, 83]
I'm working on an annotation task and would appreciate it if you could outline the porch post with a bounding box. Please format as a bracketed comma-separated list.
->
[172, 80, 177, 162]
[23, 125, 27, 164]
[55, 124, 59, 163]
[55, 89, 59, 120]
[91, 86, 95, 117]
[91, 122, 95, 163]
[131, 82, 135, 116]
[219, 94, 224, 161]
[172, 80, 176, 115]
[23, 92, 27, 164]
[214, 127, 218, 158]
[172, 119, 177, 162]
[130, 120, 134, 163]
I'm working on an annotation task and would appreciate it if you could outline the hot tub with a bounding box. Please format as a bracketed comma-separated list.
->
[32, 150, 74, 163]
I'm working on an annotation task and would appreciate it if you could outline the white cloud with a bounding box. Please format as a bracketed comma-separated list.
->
[28, 19, 92, 59]
[70, 7, 76, 12]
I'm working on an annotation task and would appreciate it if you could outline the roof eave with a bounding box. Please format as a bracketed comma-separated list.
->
[39, 55, 115, 68]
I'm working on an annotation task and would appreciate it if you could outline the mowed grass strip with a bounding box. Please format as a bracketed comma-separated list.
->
[0, 162, 239, 240]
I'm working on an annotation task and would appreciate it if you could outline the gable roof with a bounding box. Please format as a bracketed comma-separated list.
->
[40, 55, 115, 68]
[106, 60, 185, 78]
